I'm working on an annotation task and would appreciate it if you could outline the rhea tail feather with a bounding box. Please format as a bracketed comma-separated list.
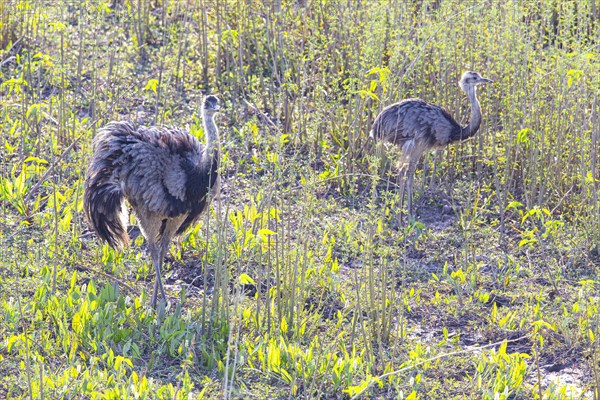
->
[83, 124, 133, 251]
[369, 117, 383, 140]
[84, 181, 129, 251]
[369, 125, 381, 140]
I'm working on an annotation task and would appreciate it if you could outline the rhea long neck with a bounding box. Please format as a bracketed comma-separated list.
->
[201, 109, 219, 160]
[459, 85, 482, 141]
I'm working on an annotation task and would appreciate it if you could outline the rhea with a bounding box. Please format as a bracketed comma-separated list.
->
[370, 71, 493, 219]
[84, 95, 221, 307]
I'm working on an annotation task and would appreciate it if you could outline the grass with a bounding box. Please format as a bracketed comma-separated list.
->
[1, 0, 599, 398]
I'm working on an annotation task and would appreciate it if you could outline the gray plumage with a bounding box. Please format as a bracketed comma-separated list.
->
[370, 71, 493, 219]
[84, 95, 221, 306]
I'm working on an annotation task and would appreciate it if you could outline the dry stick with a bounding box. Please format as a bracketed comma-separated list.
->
[154, 0, 169, 125]
[287, 172, 403, 193]
[17, 299, 34, 400]
[0, 37, 22, 67]
[51, 178, 59, 294]
[590, 98, 599, 248]
[39, 362, 44, 400]
[350, 334, 529, 399]
[23, 130, 86, 204]
[23, 91, 132, 204]
[549, 184, 575, 215]
[75, 264, 139, 296]
[242, 98, 278, 131]
[226, 295, 243, 400]
[0, 55, 15, 67]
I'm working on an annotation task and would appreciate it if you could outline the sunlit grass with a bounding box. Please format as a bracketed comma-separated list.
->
[1, 0, 599, 398]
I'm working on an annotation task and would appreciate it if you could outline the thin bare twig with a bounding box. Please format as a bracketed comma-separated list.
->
[74, 264, 139, 296]
[0, 37, 22, 67]
[351, 335, 529, 399]
[23, 133, 85, 203]
[243, 98, 279, 131]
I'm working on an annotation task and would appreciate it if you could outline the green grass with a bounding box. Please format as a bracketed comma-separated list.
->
[1, 0, 599, 398]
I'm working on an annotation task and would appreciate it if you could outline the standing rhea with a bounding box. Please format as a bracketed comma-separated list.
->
[370, 71, 493, 219]
[84, 95, 221, 307]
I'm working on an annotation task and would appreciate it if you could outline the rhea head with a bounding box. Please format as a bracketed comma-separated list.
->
[203, 95, 220, 114]
[459, 71, 493, 92]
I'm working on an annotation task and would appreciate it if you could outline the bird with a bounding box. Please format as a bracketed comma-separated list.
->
[84, 95, 221, 307]
[369, 71, 493, 220]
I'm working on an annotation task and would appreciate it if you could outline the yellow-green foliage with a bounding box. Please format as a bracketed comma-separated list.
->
[1, 0, 599, 398]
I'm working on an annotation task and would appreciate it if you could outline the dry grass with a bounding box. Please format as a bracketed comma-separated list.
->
[1, 0, 599, 398]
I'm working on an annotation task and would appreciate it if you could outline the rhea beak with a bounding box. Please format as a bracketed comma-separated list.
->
[480, 77, 493, 83]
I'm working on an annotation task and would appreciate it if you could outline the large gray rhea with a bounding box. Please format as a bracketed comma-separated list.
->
[84, 95, 221, 306]
[370, 71, 493, 219]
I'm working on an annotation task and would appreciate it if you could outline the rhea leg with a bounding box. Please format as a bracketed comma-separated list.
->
[406, 162, 418, 220]
[149, 238, 167, 307]
[148, 239, 160, 306]
[150, 217, 185, 306]
[137, 212, 179, 307]
[152, 234, 175, 307]
[397, 144, 419, 224]
[397, 163, 409, 225]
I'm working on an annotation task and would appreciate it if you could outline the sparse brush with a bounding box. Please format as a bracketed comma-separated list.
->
[1, 0, 599, 398]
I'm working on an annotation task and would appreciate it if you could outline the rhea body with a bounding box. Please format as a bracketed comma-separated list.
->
[84, 95, 221, 306]
[370, 71, 492, 219]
